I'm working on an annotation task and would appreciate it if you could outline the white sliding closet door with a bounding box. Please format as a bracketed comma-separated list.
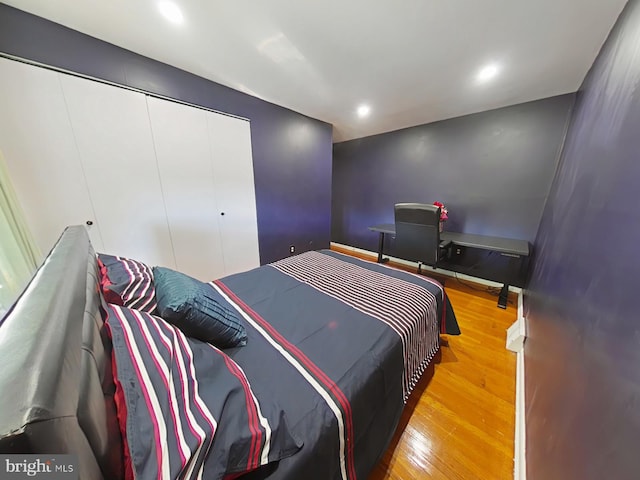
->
[206, 112, 260, 275]
[147, 97, 225, 281]
[0, 58, 259, 274]
[0, 58, 104, 254]
[59, 75, 175, 268]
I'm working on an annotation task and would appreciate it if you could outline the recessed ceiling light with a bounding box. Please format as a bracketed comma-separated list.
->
[357, 104, 371, 118]
[158, 1, 184, 24]
[477, 63, 500, 83]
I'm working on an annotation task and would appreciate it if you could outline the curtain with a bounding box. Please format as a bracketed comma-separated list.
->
[0, 149, 41, 316]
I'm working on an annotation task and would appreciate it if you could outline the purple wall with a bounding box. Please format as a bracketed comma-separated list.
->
[332, 95, 574, 250]
[525, 1, 640, 478]
[0, 4, 332, 265]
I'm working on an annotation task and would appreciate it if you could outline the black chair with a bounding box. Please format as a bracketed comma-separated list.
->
[394, 203, 452, 274]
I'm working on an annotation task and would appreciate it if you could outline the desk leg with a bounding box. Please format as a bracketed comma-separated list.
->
[497, 284, 509, 309]
[377, 232, 389, 264]
[497, 254, 520, 309]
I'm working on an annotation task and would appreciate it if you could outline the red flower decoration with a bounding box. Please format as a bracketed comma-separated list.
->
[433, 201, 449, 221]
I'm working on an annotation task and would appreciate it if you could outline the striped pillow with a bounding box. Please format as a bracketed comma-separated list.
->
[97, 254, 157, 313]
[104, 304, 301, 479]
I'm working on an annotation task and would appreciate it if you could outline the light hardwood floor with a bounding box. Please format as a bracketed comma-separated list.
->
[331, 246, 517, 480]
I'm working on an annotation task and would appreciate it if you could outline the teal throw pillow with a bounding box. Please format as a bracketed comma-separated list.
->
[152, 266, 247, 348]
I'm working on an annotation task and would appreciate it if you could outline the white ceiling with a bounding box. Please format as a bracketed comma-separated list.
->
[4, 0, 628, 142]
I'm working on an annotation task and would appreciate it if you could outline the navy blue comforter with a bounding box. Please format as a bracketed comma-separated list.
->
[212, 250, 459, 479]
[108, 250, 459, 480]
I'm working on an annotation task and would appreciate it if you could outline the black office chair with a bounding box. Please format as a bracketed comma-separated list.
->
[394, 203, 452, 274]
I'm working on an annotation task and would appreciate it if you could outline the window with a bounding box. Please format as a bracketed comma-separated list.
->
[0, 150, 40, 316]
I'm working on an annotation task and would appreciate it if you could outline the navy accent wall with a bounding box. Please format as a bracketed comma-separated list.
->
[525, 1, 640, 478]
[0, 4, 332, 265]
[332, 94, 574, 256]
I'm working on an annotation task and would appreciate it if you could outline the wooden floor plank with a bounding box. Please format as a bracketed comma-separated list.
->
[329, 246, 516, 480]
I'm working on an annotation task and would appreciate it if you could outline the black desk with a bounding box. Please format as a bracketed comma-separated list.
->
[368, 223, 530, 309]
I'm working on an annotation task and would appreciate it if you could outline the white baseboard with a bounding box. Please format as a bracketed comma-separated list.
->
[330, 242, 522, 293]
[514, 347, 526, 479]
[513, 291, 526, 480]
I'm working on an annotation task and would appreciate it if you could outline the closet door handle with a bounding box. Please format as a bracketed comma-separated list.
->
[86, 220, 93, 226]
[220, 212, 225, 216]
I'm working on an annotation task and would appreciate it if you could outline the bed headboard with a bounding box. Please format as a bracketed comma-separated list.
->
[0, 226, 123, 480]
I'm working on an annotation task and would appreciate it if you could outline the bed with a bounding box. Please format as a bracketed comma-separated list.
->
[0, 226, 459, 479]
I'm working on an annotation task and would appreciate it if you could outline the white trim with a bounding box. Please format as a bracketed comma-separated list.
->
[518, 288, 524, 320]
[330, 242, 522, 293]
[513, 290, 526, 480]
[0, 52, 250, 122]
[514, 346, 526, 480]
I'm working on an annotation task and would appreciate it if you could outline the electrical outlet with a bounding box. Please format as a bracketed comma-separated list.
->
[290, 245, 295, 254]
